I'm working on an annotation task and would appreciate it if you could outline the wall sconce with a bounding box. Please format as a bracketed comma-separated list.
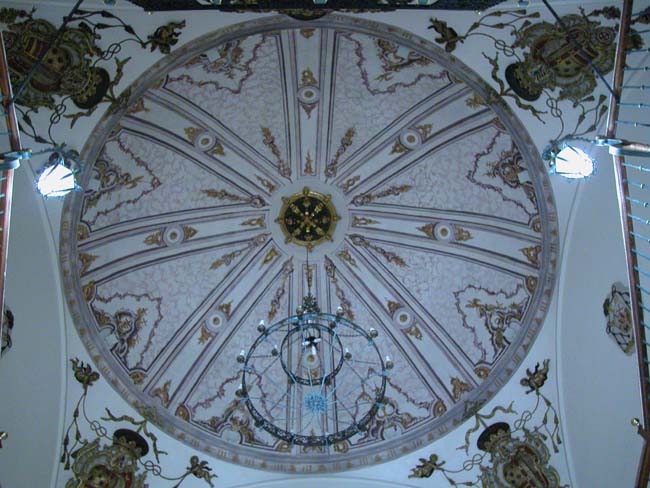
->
[35, 150, 81, 199]
[544, 139, 596, 180]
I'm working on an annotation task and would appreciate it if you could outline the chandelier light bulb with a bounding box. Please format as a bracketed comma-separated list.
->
[385, 356, 394, 370]
[369, 327, 378, 338]
[237, 349, 246, 363]
[257, 320, 266, 333]
[36, 152, 79, 198]
[305, 345, 320, 370]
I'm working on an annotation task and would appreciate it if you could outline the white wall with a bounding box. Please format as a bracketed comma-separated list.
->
[0, 167, 66, 488]
[557, 145, 644, 488]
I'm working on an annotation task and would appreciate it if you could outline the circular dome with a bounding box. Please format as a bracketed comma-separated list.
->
[60, 15, 558, 473]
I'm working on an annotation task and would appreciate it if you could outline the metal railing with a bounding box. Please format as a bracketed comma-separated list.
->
[604, 1, 650, 486]
[0, 32, 20, 355]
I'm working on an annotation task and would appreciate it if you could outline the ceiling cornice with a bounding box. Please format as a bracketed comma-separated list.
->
[122, 0, 507, 11]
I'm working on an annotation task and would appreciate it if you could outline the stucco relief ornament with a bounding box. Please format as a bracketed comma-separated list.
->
[603, 281, 635, 355]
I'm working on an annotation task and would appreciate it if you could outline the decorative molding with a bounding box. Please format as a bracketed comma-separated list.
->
[352, 185, 412, 206]
[261, 247, 280, 268]
[350, 234, 407, 267]
[241, 217, 265, 228]
[325, 127, 355, 178]
[261, 127, 290, 178]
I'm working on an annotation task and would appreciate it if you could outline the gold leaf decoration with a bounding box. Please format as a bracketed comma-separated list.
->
[337, 249, 357, 267]
[526, 276, 538, 294]
[201, 189, 266, 208]
[433, 399, 447, 417]
[183, 226, 198, 240]
[127, 98, 149, 115]
[390, 140, 408, 155]
[268, 260, 293, 322]
[77, 224, 90, 241]
[450, 377, 472, 401]
[209, 143, 225, 156]
[353, 216, 379, 227]
[352, 185, 412, 206]
[466, 92, 486, 109]
[261, 127, 290, 178]
[130, 371, 146, 384]
[300, 28, 315, 38]
[261, 247, 279, 268]
[240, 217, 265, 228]
[325, 127, 355, 178]
[387, 300, 402, 314]
[219, 301, 232, 319]
[151, 380, 172, 407]
[184, 127, 202, 142]
[144, 229, 164, 246]
[304, 151, 314, 175]
[455, 227, 472, 241]
[405, 324, 423, 340]
[324, 256, 355, 321]
[415, 123, 433, 139]
[210, 249, 245, 270]
[210, 234, 268, 270]
[340, 175, 360, 192]
[301, 68, 318, 86]
[256, 175, 276, 194]
[350, 234, 407, 267]
[82, 281, 96, 302]
[175, 404, 190, 421]
[79, 253, 99, 275]
[198, 325, 214, 345]
[475, 366, 490, 379]
[520, 245, 541, 267]
[417, 223, 435, 238]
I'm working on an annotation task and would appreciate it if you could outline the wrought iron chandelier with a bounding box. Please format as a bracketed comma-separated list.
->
[235, 254, 393, 447]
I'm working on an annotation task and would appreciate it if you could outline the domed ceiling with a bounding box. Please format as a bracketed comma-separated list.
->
[60, 15, 558, 473]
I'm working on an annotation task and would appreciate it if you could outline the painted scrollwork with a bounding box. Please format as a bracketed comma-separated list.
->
[428, 7, 643, 152]
[0, 6, 185, 146]
[409, 359, 566, 487]
[62, 359, 217, 487]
